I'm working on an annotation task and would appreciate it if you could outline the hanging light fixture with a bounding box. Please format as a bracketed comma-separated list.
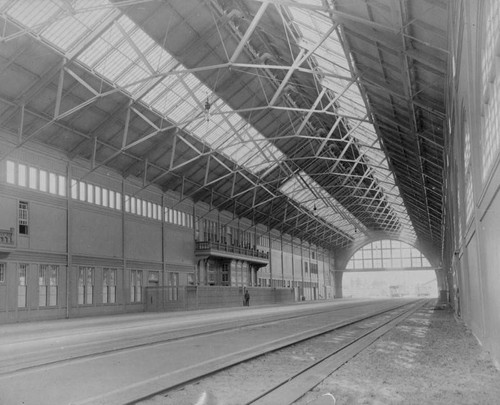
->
[204, 96, 211, 122]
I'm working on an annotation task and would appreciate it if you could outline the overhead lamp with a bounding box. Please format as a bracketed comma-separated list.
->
[204, 96, 211, 122]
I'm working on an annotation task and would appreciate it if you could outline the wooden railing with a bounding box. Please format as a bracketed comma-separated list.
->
[0, 228, 14, 246]
[195, 241, 268, 259]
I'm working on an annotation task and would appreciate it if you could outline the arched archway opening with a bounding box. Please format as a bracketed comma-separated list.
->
[341, 240, 438, 298]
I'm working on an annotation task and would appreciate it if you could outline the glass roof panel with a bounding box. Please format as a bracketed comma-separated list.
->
[7, 1, 59, 27]
[280, 171, 362, 237]
[78, 37, 112, 67]
[39, 1, 113, 52]
[288, 4, 415, 240]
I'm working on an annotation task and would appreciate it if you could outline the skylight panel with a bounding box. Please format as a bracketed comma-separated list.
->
[146, 46, 175, 72]
[205, 125, 231, 149]
[5, 0, 283, 177]
[223, 143, 253, 163]
[100, 21, 123, 46]
[42, 16, 87, 51]
[40, 2, 113, 52]
[142, 81, 167, 106]
[96, 48, 132, 81]
[169, 102, 199, 125]
[164, 93, 198, 124]
[116, 15, 135, 32]
[116, 64, 150, 95]
[148, 88, 171, 114]
[7, 1, 59, 27]
[227, 112, 244, 129]
[280, 172, 360, 237]
[78, 37, 111, 67]
[129, 27, 155, 53]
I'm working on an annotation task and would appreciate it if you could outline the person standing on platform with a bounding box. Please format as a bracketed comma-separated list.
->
[244, 289, 250, 306]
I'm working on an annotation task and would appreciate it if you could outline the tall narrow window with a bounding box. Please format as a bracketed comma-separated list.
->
[109, 190, 115, 209]
[39, 264, 58, 307]
[116, 192, 121, 210]
[102, 188, 108, 207]
[39, 266, 47, 306]
[58, 175, 66, 197]
[6, 160, 15, 184]
[39, 170, 48, 192]
[71, 179, 78, 199]
[29, 167, 37, 189]
[18, 164, 27, 187]
[168, 272, 179, 301]
[87, 183, 94, 204]
[49, 172, 57, 194]
[79, 181, 86, 202]
[78, 266, 94, 305]
[18, 264, 28, 308]
[49, 265, 58, 306]
[0, 263, 5, 283]
[94, 186, 101, 205]
[130, 270, 142, 302]
[103, 268, 117, 304]
[18, 201, 29, 235]
[136, 199, 142, 216]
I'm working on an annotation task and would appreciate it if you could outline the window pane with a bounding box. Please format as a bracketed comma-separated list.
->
[71, 179, 78, 199]
[137, 198, 142, 216]
[38, 169, 47, 192]
[142, 200, 147, 217]
[125, 196, 130, 212]
[29, 167, 37, 189]
[102, 188, 108, 207]
[18, 164, 27, 186]
[6, 161, 15, 184]
[79, 181, 86, 201]
[58, 175, 66, 196]
[94, 186, 101, 205]
[109, 190, 115, 209]
[87, 183, 94, 204]
[49, 173, 57, 194]
[131, 197, 136, 214]
[50, 266, 57, 285]
[116, 192, 121, 210]
[147, 202, 152, 218]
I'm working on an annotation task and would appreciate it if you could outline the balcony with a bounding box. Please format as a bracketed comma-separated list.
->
[0, 228, 15, 248]
[195, 241, 269, 265]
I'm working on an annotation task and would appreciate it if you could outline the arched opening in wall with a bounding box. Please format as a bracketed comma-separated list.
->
[343, 240, 438, 298]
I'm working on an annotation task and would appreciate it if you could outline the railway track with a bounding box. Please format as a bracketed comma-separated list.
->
[0, 299, 428, 405]
[0, 299, 400, 375]
[133, 299, 427, 405]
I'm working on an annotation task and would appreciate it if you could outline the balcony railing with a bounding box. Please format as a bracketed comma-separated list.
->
[195, 241, 269, 260]
[0, 228, 15, 246]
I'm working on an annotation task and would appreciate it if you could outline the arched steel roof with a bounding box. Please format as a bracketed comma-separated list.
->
[0, 0, 447, 257]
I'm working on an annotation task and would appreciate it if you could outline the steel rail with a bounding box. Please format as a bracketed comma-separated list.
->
[0, 301, 395, 377]
[246, 299, 428, 404]
[125, 299, 425, 405]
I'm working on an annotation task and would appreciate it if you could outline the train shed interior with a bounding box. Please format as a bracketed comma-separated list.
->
[0, 0, 499, 376]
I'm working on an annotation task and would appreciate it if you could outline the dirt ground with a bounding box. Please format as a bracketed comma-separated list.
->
[145, 302, 500, 405]
[296, 303, 500, 405]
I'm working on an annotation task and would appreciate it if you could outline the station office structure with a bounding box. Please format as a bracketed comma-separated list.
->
[0, 0, 499, 367]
